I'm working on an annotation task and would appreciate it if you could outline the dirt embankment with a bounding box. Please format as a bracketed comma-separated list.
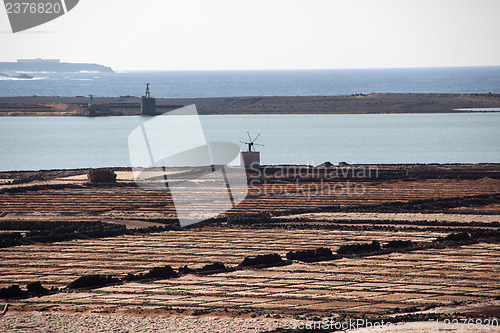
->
[0, 93, 499, 116]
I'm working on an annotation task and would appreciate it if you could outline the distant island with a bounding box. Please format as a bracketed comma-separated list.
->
[0, 58, 114, 73]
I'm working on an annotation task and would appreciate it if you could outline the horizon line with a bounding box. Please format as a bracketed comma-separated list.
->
[114, 64, 500, 72]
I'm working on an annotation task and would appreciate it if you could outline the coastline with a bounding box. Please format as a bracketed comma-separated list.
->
[1, 93, 500, 116]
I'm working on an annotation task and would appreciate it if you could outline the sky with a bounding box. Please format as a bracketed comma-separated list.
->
[1, 0, 500, 71]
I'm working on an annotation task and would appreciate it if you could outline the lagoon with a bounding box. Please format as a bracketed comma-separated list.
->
[1, 113, 499, 171]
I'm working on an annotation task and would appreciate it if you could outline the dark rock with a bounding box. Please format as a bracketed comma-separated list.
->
[286, 247, 337, 262]
[0, 285, 25, 299]
[317, 161, 334, 168]
[239, 253, 284, 267]
[197, 262, 226, 273]
[26, 281, 49, 295]
[178, 265, 194, 275]
[145, 265, 178, 279]
[125, 265, 178, 281]
[337, 241, 381, 255]
[67, 274, 120, 289]
[15, 74, 34, 79]
[87, 169, 117, 184]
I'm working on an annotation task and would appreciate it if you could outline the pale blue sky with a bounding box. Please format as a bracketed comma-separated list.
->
[1, 0, 499, 70]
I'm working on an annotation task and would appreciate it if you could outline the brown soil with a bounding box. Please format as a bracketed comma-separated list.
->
[0, 163, 498, 329]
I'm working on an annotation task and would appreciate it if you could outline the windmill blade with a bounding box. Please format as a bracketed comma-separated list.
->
[252, 133, 261, 142]
[247, 131, 252, 142]
[240, 141, 250, 144]
[254, 143, 264, 146]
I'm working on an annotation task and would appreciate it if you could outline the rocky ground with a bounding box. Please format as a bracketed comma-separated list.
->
[0, 164, 499, 332]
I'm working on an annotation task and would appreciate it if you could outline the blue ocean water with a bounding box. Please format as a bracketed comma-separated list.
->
[1, 67, 500, 98]
[1, 113, 499, 171]
[1, 67, 499, 170]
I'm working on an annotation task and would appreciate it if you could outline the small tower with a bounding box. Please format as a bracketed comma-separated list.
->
[86, 94, 97, 116]
[240, 132, 263, 169]
[88, 94, 94, 107]
[141, 83, 156, 115]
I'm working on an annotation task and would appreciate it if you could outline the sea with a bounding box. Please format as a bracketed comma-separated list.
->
[1, 67, 500, 171]
[1, 67, 500, 98]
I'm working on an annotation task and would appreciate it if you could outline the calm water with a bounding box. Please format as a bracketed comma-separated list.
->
[1, 113, 499, 171]
[1, 67, 500, 98]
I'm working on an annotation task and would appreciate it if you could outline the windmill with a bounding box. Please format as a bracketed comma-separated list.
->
[240, 132, 264, 152]
[240, 132, 263, 169]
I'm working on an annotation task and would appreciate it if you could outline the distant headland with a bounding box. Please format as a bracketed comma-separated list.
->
[0, 93, 499, 116]
[0, 58, 114, 73]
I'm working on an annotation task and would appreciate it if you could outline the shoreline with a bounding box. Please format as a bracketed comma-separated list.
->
[1, 162, 500, 174]
[1, 93, 500, 116]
